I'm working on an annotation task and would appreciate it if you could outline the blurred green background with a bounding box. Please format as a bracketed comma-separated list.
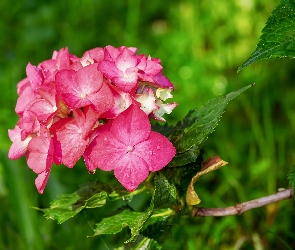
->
[1, 0, 295, 249]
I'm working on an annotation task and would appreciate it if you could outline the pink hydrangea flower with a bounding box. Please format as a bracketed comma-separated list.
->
[85, 104, 176, 191]
[8, 45, 177, 194]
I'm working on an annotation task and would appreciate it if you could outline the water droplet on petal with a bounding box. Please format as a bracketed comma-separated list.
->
[149, 151, 153, 155]
[156, 145, 160, 150]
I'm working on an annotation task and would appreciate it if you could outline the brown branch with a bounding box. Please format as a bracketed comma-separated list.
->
[192, 188, 294, 217]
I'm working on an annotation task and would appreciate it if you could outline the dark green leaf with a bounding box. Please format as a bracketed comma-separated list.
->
[154, 174, 177, 208]
[239, 0, 295, 71]
[287, 165, 295, 199]
[141, 209, 175, 245]
[32, 181, 129, 224]
[168, 84, 253, 167]
[152, 123, 175, 138]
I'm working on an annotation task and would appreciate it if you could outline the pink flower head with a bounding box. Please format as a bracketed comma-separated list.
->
[85, 104, 176, 191]
[8, 45, 177, 194]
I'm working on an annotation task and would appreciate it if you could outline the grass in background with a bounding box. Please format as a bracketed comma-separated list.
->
[1, 0, 295, 249]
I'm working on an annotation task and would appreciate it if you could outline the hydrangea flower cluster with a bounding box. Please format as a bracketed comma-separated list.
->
[8, 46, 177, 193]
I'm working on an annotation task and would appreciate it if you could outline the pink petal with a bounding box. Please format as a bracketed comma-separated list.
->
[116, 48, 137, 72]
[134, 131, 176, 172]
[15, 83, 39, 115]
[81, 47, 104, 66]
[19, 110, 40, 139]
[112, 68, 138, 92]
[97, 60, 123, 80]
[27, 131, 54, 174]
[54, 47, 71, 70]
[55, 127, 88, 168]
[35, 170, 51, 194]
[100, 84, 133, 119]
[154, 72, 174, 89]
[104, 45, 121, 61]
[17, 78, 30, 95]
[87, 82, 114, 114]
[110, 104, 151, 146]
[53, 108, 98, 168]
[84, 122, 113, 171]
[38, 59, 57, 84]
[29, 99, 57, 123]
[113, 153, 149, 191]
[8, 126, 32, 160]
[85, 130, 126, 171]
[26, 63, 44, 90]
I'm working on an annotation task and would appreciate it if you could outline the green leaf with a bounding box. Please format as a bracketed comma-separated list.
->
[92, 209, 148, 241]
[92, 206, 154, 243]
[152, 123, 175, 138]
[154, 174, 177, 208]
[168, 84, 253, 167]
[92, 188, 155, 243]
[287, 165, 295, 199]
[141, 208, 177, 243]
[238, 0, 295, 71]
[116, 235, 162, 250]
[33, 181, 130, 224]
[131, 236, 162, 250]
[91, 174, 178, 243]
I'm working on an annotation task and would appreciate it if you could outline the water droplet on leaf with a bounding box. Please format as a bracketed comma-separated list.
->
[122, 196, 133, 202]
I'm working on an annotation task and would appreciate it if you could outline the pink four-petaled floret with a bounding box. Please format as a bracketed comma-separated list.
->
[85, 104, 176, 191]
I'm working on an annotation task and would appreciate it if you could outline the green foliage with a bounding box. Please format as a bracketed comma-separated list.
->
[153, 173, 177, 208]
[287, 165, 295, 199]
[92, 208, 153, 243]
[123, 236, 162, 250]
[34, 181, 130, 224]
[239, 0, 295, 71]
[92, 174, 178, 244]
[168, 84, 253, 167]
